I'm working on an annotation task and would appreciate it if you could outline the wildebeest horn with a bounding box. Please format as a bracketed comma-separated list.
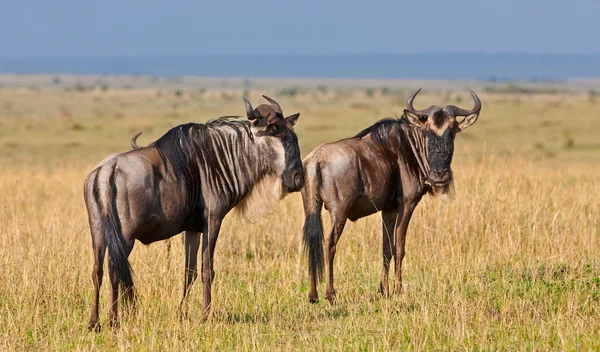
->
[242, 96, 257, 120]
[445, 88, 482, 117]
[405, 89, 430, 115]
[131, 132, 142, 149]
[262, 95, 283, 115]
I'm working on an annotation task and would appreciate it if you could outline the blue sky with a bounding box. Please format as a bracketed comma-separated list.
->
[1, 0, 599, 57]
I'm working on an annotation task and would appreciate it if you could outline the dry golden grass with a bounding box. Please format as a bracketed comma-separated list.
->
[1, 83, 599, 350]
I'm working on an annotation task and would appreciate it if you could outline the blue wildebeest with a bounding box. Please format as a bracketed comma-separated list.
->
[84, 96, 303, 330]
[301, 89, 481, 303]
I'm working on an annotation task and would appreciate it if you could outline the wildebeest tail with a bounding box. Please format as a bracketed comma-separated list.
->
[301, 161, 324, 281]
[103, 166, 136, 302]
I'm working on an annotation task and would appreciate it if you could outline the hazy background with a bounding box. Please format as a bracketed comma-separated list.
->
[1, 1, 599, 80]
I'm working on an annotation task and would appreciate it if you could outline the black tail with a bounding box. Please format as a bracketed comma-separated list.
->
[303, 212, 324, 281]
[302, 161, 325, 282]
[103, 168, 135, 302]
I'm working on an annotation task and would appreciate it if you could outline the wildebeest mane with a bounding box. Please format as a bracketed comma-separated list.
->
[354, 117, 410, 148]
[149, 116, 255, 220]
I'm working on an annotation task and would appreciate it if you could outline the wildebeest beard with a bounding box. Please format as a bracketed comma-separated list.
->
[150, 117, 286, 223]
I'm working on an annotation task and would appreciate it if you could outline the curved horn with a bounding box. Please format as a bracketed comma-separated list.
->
[131, 132, 142, 149]
[242, 96, 257, 120]
[405, 89, 430, 115]
[445, 88, 482, 116]
[262, 95, 283, 115]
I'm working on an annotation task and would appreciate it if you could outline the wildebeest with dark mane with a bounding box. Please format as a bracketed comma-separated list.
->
[302, 89, 481, 303]
[84, 95, 303, 331]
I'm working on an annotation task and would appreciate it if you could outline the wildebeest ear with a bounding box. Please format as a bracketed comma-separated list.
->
[286, 113, 300, 126]
[457, 112, 479, 132]
[251, 117, 268, 130]
[403, 109, 426, 127]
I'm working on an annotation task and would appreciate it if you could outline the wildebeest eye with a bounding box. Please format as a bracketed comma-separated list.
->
[419, 115, 428, 122]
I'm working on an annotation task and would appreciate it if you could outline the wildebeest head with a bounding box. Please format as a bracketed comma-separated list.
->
[403, 88, 481, 196]
[242, 95, 304, 194]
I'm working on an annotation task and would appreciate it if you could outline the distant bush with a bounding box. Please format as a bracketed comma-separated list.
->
[175, 89, 183, 98]
[71, 123, 85, 131]
[365, 88, 375, 98]
[563, 130, 575, 150]
[483, 84, 563, 95]
[74, 82, 87, 92]
[350, 103, 371, 110]
[221, 92, 235, 101]
[278, 86, 302, 97]
[96, 81, 109, 91]
[317, 85, 328, 94]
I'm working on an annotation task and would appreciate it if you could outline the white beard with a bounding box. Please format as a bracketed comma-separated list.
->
[234, 174, 284, 221]
[429, 180, 455, 203]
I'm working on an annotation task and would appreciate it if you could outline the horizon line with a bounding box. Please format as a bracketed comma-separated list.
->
[2, 52, 600, 59]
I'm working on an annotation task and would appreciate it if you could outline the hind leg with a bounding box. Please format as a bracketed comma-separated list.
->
[108, 241, 135, 329]
[380, 210, 398, 296]
[325, 212, 347, 303]
[179, 231, 200, 318]
[87, 228, 106, 332]
[108, 260, 120, 329]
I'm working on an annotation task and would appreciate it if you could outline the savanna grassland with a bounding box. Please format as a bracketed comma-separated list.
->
[1, 77, 599, 350]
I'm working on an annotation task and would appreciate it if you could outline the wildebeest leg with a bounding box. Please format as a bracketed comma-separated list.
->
[201, 217, 223, 320]
[393, 203, 417, 294]
[379, 210, 398, 296]
[325, 213, 347, 303]
[108, 242, 135, 329]
[87, 228, 106, 332]
[108, 261, 120, 329]
[179, 230, 200, 317]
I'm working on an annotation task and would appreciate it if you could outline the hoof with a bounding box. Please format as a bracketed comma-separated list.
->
[179, 303, 190, 322]
[379, 284, 390, 297]
[392, 286, 404, 295]
[108, 319, 120, 330]
[308, 294, 319, 304]
[325, 290, 337, 304]
[179, 312, 189, 322]
[87, 322, 101, 333]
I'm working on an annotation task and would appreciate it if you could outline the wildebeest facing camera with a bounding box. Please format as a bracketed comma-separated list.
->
[301, 89, 481, 303]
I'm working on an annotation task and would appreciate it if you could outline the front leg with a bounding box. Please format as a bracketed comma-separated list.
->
[380, 210, 398, 296]
[393, 202, 417, 294]
[201, 217, 223, 320]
